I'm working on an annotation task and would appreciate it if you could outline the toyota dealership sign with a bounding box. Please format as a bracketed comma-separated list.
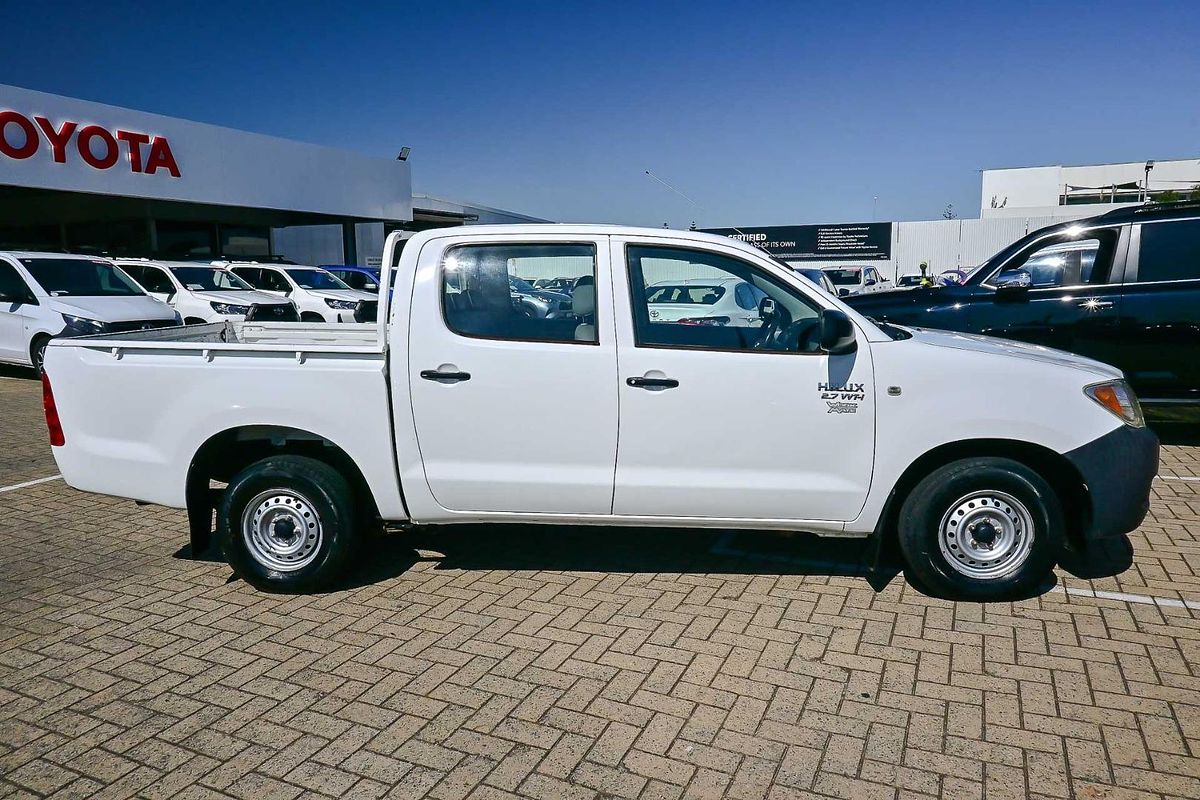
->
[0, 83, 411, 221]
[0, 110, 181, 176]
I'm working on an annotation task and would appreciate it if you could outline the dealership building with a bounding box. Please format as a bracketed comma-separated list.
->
[0, 84, 543, 266]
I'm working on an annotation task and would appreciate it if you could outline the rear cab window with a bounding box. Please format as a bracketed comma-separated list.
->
[441, 243, 598, 343]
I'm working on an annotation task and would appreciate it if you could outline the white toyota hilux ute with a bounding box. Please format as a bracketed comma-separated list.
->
[40, 225, 1159, 599]
[114, 259, 299, 324]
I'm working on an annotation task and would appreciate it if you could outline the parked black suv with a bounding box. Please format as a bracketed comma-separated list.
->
[847, 201, 1200, 417]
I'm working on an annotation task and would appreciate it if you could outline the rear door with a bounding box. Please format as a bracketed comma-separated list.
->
[406, 234, 619, 514]
[611, 237, 875, 522]
[1119, 217, 1200, 403]
[974, 225, 1127, 366]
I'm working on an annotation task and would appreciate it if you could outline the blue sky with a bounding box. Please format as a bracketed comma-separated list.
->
[4, 1, 1197, 227]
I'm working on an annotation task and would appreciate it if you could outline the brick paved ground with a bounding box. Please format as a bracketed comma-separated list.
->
[1, 369, 1198, 799]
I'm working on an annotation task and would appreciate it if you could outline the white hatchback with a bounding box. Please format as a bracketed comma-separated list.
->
[115, 259, 297, 324]
[0, 252, 178, 373]
[228, 263, 376, 323]
[644, 276, 768, 327]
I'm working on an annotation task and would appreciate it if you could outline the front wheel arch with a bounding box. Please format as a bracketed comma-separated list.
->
[878, 439, 1089, 551]
[29, 334, 52, 373]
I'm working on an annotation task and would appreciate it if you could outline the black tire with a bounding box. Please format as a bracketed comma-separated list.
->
[897, 457, 1063, 601]
[30, 335, 50, 376]
[218, 455, 357, 593]
[300, 312, 325, 323]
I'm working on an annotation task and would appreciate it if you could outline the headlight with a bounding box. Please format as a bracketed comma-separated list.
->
[60, 314, 107, 335]
[1084, 380, 1145, 427]
[210, 301, 251, 315]
[324, 298, 358, 310]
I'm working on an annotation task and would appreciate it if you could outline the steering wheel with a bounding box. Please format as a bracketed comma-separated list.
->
[755, 309, 823, 353]
[753, 304, 793, 351]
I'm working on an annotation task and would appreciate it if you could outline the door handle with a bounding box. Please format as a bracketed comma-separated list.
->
[626, 376, 679, 389]
[1077, 300, 1114, 310]
[420, 369, 471, 383]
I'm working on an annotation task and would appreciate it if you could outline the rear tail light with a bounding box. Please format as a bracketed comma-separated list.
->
[41, 372, 65, 446]
[677, 316, 730, 326]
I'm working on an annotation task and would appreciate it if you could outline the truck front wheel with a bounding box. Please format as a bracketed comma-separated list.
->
[897, 457, 1064, 601]
[218, 455, 357, 592]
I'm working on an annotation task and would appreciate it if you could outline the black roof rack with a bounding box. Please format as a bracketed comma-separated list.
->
[1097, 200, 1200, 222]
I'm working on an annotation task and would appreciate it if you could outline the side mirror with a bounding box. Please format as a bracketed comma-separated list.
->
[865, 278, 876, 286]
[994, 270, 1032, 292]
[165, 292, 176, 304]
[837, 288, 850, 298]
[364, 283, 379, 292]
[819, 308, 857, 355]
[757, 296, 777, 323]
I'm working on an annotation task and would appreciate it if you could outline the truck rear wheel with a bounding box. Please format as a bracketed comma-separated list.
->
[218, 455, 357, 593]
[897, 457, 1063, 600]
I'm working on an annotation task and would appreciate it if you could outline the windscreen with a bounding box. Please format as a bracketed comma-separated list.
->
[646, 285, 727, 304]
[21, 258, 145, 297]
[286, 269, 350, 290]
[824, 269, 861, 286]
[170, 266, 254, 291]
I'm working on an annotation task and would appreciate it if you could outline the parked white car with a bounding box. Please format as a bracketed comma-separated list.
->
[0, 251, 178, 373]
[644, 276, 768, 327]
[822, 265, 893, 296]
[227, 263, 375, 323]
[115, 259, 298, 324]
[43, 225, 1157, 601]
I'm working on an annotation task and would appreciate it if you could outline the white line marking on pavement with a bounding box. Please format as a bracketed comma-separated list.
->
[1157, 475, 1200, 482]
[0, 474, 62, 494]
[1057, 585, 1200, 611]
[714, 533, 1200, 611]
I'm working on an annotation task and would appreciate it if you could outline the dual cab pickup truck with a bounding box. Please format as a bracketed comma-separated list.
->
[41, 225, 1159, 600]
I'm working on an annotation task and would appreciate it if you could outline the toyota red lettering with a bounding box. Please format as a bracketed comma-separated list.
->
[0, 109, 180, 177]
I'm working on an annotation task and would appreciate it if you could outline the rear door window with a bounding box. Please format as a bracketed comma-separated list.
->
[1135, 219, 1200, 283]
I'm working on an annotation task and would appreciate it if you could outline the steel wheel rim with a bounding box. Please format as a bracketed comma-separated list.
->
[937, 489, 1035, 580]
[241, 490, 323, 572]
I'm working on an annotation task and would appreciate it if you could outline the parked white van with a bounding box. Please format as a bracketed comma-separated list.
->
[0, 252, 178, 373]
[115, 259, 298, 324]
[227, 263, 375, 323]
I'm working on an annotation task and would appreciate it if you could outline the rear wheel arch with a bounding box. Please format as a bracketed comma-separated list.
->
[879, 438, 1089, 549]
[186, 425, 382, 524]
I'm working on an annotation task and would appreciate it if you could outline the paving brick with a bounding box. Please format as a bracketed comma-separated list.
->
[0, 375, 1198, 799]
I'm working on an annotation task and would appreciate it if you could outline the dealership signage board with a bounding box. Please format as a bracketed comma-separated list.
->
[0, 83, 412, 221]
[702, 222, 893, 261]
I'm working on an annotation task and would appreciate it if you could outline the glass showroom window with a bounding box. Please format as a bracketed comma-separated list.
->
[441, 243, 597, 344]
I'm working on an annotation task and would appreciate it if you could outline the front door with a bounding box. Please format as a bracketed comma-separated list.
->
[973, 225, 1127, 367]
[407, 235, 618, 514]
[1119, 218, 1200, 402]
[0, 260, 35, 363]
[612, 239, 876, 522]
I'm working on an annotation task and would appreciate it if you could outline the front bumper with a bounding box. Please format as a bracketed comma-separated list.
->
[1064, 424, 1159, 539]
